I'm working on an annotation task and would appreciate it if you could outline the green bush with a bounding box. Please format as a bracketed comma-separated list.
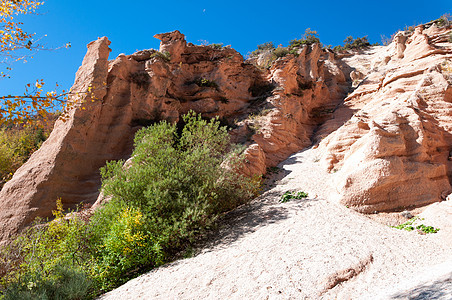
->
[209, 43, 224, 49]
[0, 111, 260, 298]
[94, 111, 259, 289]
[273, 47, 289, 58]
[1, 265, 91, 300]
[0, 125, 49, 187]
[194, 78, 218, 88]
[250, 42, 275, 57]
[289, 28, 320, 49]
[0, 199, 92, 299]
[150, 50, 171, 62]
[435, 14, 451, 28]
[333, 36, 371, 52]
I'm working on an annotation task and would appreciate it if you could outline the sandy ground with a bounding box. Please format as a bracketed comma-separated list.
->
[100, 147, 452, 299]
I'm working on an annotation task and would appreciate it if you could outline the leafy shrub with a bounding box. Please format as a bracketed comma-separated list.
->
[289, 28, 320, 48]
[435, 13, 451, 27]
[250, 42, 275, 57]
[1, 265, 91, 300]
[150, 50, 171, 62]
[0, 111, 260, 298]
[209, 43, 224, 49]
[0, 125, 50, 187]
[333, 36, 371, 52]
[194, 78, 218, 88]
[257, 42, 275, 51]
[92, 111, 259, 289]
[273, 47, 289, 58]
[0, 199, 92, 299]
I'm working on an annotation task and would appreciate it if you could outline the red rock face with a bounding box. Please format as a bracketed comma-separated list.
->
[1, 25, 451, 243]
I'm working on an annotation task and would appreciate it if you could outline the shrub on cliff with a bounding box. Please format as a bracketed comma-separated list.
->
[0, 111, 260, 298]
[250, 42, 275, 57]
[333, 36, 373, 52]
[289, 28, 321, 49]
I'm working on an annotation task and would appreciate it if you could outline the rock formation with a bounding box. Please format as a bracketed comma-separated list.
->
[0, 23, 451, 243]
[317, 24, 452, 212]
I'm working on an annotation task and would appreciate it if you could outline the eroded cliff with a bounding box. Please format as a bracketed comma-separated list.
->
[0, 23, 451, 243]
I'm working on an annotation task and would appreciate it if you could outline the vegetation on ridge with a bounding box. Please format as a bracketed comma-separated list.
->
[0, 111, 261, 299]
[249, 28, 322, 68]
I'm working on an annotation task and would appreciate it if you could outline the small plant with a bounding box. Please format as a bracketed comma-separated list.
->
[392, 217, 440, 234]
[280, 191, 308, 203]
[435, 13, 451, 27]
[209, 43, 224, 49]
[247, 108, 272, 135]
[150, 50, 171, 62]
[194, 78, 218, 88]
[333, 36, 371, 52]
[289, 28, 321, 48]
[273, 47, 289, 58]
[250, 42, 275, 57]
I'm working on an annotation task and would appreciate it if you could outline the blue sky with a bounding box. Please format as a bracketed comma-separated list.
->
[1, 0, 451, 97]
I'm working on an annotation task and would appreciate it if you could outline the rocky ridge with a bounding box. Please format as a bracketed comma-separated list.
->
[0, 23, 451, 245]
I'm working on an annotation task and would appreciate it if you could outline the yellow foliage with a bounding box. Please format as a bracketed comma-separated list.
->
[0, 1, 88, 125]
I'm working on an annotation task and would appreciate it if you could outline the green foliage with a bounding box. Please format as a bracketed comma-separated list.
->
[0, 199, 92, 299]
[93, 111, 259, 289]
[435, 14, 451, 27]
[249, 29, 319, 67]
[1, 265, 91, 300]
[280, 191, 308, 203]
[0, 111, 261, 298]
[273, 47, 289, 58]
[289, 28, 320, 48]
[209, 43, 224, 49]
[0, 125, 49, 187]
[257, 42, 275, 51]
[392, 217, 440, 234]
[150, 50, 171, 62]
[250, 42, 275, 56]
[194, 78, 218, 88]
[333, 36, 371, 52]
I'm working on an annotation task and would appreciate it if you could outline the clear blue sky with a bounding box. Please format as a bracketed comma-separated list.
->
[1, 0, 451, 97]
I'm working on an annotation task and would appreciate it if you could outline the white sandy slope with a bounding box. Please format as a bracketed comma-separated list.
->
[100, 146, 452, 300]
